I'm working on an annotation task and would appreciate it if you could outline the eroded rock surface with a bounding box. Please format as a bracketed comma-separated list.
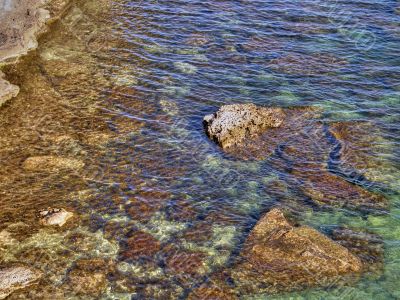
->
[204, 104, 325, 161]
[0, 265, 42, 299]
[231, 208, 362, 294]
[203, 104, 285, 149]
[0, 71, 19, 106]
[39, 208, 74, 227]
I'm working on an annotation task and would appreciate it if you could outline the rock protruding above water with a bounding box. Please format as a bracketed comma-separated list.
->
[0, 71, 19, 107]
[231, 208, 362, 294]
[0, 265, 42, 299]
[204, 104, 324, 161]
[203, 104, 285, 149]
[39, 208, 74, 227]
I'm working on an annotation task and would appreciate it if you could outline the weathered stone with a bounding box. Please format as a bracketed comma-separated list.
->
[203, 103, 285, 149]
[204, 104, 325, 161]
[38, 208, 74, 227]
[22, 155, 84, 171]
[231, 208, 362, 294]
[0, 71, 19, 107]
[0, 265, 42, 299]
[294, 171, 388, 211]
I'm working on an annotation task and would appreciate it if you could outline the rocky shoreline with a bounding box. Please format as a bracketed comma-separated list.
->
[0, 0, 72, 106]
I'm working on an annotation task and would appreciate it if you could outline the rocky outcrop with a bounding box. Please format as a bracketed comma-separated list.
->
[203, 104, 285, 149]
[0, 0, 72, 106]
[0, 265, 42, 299]
[231, 208, 362, 294]
[0, 71, 19, 106]
[39, 208, 74, 227]
[204, 104, 324, 161]
[22, 155, 84, 171]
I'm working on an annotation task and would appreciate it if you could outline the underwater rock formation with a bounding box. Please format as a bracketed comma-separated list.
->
[231, 208, 362, 294]
[187, 284, 239, 300]
[67, 258, 110, 296]
[329, 121, 399, 189]
[38, 208, 74, 227]
[294, 170, 388, 211]
[120, 231, 161, 260]
[22, 155, 84, 172]
[331, 228, 384, 274]
[203, 103, 285, 149]
[0, 265, 42, 299]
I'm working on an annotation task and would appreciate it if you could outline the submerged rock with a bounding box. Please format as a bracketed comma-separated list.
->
[231, 208, 362, 294]
[329, 121, 399, 190]
[38, 208, 74, 227]
[120, 231, 161, 260]
[188, 284, 239, 300]
[294, 171, 388, 211]
[0, 265, 42, 299]
[22, 155, 84, 171]
[203, 103, 285, 149]
[331, 228, 384, 274]
[67, 258, 109, 296]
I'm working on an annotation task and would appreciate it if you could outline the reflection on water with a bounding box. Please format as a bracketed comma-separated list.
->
[0, 0, 399, 298]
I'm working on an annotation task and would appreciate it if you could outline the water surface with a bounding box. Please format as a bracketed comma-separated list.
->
[0, 0, 399, 298]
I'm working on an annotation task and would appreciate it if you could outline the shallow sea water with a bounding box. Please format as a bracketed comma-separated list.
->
[0, 0, 399, 299]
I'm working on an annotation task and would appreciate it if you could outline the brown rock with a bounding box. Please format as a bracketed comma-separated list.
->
[0, 265, 42, 299]
[203, 104, 285, 149]
[295, 171, 388, 211]
[231, 208, 362, 294]
[331, 228, 384, 274]
[38, 208, 74, 227]
[204, 104, 326, 161]
[0, 71, 19, 107]
[165, 248, 206, 276]
[120, 231, 161, 260]
[329, 121, 397, 188]
[68, 258, 110, 296]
